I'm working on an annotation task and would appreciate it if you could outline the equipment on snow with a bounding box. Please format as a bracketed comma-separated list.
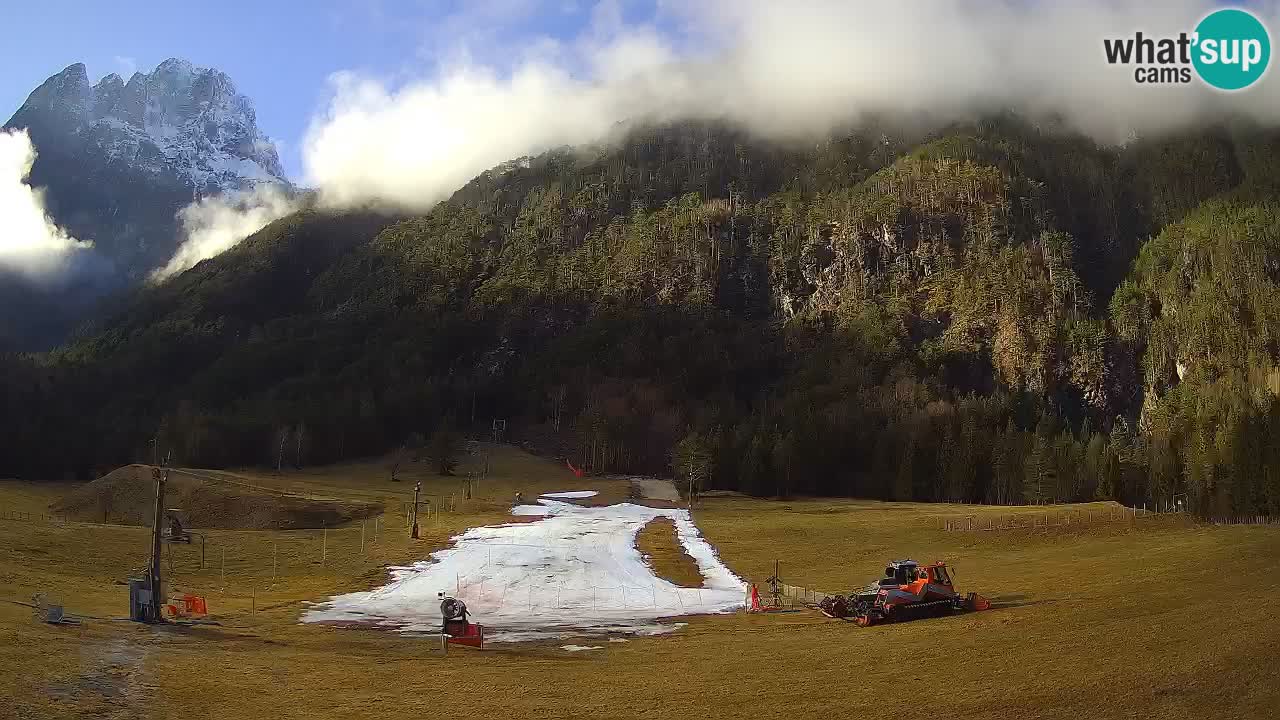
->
[439, 592, 484, 648]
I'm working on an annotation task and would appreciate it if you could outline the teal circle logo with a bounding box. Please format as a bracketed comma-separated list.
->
[1193, 8, 1271, 90]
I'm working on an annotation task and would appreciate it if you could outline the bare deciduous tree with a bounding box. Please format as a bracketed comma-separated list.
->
[274, 426, 291, 473]
[294, 422, 308, 469]
[549, 385, 567, 432]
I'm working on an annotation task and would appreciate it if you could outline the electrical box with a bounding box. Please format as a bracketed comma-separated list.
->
[128, 577, 151, 622]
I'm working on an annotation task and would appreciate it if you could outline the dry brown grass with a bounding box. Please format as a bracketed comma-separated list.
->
[635, 517, 704, 587]
[50, 465, 382, 529]
[2, 450, 1278, 719]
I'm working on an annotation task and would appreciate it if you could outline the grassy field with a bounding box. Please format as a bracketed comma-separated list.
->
[635, 517, 704, 588]
[1, 446, 1278, 719]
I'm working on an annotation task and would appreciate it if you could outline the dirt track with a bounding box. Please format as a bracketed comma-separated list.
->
[631, 478, 681, 502]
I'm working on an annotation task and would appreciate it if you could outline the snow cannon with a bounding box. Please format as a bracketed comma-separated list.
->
[439, 593, 484, 648]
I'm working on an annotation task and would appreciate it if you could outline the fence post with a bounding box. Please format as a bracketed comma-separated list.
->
[322, 527, 327, 567]
[273, 542, 278, 580]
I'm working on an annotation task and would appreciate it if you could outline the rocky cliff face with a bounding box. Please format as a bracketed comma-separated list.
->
[4, 59, 289, 282]
[1, 59, 290, 349]
[9, 59, 285, 194]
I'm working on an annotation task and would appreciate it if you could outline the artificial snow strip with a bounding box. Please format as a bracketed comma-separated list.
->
[539, 490, 599, 499]
[301, 499, 745, 642]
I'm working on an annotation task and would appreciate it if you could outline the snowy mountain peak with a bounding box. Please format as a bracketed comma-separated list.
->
[16, 63, 93, 133]
[8, 58, 288, 194]
[3, 59, 294, 289]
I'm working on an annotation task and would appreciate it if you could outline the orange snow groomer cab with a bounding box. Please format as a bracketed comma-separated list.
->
[820, 560, 990, 626]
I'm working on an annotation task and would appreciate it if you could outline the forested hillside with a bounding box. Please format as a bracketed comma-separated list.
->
[4, 117, 1279, 517]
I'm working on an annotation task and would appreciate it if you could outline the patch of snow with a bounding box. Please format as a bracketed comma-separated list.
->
[511, 503, 552, 516]
[561, 645, 603, 652]
[302, 502, 744, 642]
[607, 637, 629, 643]
[539, 490, 599, 499]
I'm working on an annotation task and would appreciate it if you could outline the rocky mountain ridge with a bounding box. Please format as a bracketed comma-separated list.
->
[8, 58, 286, 195]
[1, 58, 291, 349]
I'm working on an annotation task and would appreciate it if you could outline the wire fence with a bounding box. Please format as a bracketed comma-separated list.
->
[1204, 515, 1279, 526]
[748, 581, 830, 608]
[442, 577, 735, 614]
[0, 508, 750, 619]
[0, 509, 75, 523]
[424, 536, 750, 615]
[940, 505, 1195, 533]
[0, 504, 471, 616]
[10, 499, 1272, 621]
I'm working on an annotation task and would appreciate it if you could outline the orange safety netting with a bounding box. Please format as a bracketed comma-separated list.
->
[164, 593, 209, 618]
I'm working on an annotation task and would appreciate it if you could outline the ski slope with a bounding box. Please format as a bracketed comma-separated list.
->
[301, 497, 746, 641]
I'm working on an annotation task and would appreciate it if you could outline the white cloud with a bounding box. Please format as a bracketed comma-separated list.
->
[303, 62, 641, 210]
[0, 129, 94, 281]
[148, 1, 1280, 276]
[151, 185, 296, 282]
[113, 55, 137, 78]
[302, 0, 1280, 213]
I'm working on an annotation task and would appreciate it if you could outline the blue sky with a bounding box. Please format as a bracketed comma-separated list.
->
[1, 0, 638, 179]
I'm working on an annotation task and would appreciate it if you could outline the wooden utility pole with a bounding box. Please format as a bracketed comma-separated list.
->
[147, 455, 171, 623]
[411, 481, 421, 539]
[767, 560, 782, 609]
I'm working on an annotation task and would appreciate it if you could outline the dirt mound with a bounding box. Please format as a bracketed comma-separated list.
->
[51, 465, 382, 529]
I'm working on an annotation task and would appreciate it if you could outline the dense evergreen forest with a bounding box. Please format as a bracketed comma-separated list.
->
[3, 116, 1279, 517]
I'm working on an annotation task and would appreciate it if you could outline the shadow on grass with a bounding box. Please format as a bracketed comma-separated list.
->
[986, 593, 1059, 610]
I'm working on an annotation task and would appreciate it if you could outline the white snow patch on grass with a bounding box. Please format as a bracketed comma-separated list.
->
[539, 490, 598, 499]
[561, 645, 603, 652]
[302, 501, 744, 642]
